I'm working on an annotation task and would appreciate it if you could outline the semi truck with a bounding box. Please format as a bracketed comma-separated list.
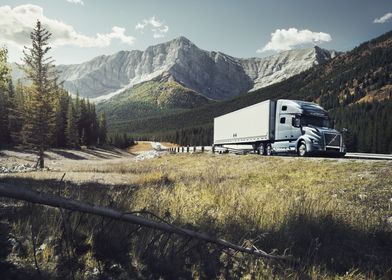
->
[213, 99, 346, 157]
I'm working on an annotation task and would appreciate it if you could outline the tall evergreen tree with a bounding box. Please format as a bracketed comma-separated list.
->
[53, 88, 69, 147]
[66, 100, 79, 148]
[89, 102, 99, 145]
[8, 81, 27, 144]
[0, 47, 10, 89]
[21, 20, 58, 168]
[78, 98, 87, 145]
[0, 92, 9, 146]
[84, 100, 93, 145]
[0, 47, 11, 147]
[98, 112, 107, 145]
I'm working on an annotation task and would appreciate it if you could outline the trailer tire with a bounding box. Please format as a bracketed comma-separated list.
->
[266, 144, 272, 156]
[297, 141, 307, 157]
[258, 144, 265, 155]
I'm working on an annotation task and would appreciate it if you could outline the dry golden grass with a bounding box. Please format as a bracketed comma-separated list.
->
[357, 84, 392, 103]
[127, 141, 153, 153]
[2, 151, 392, 279]
[159, 141, 179, 148]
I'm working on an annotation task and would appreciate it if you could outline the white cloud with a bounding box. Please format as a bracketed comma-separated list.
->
[0, 4, 135, 49]
[374, 12, 392, 23]
[135, 16, 169, 39]
[105, 26, 136, 45]
[257, 28, 332, 53]
[66, 0, 84, 5]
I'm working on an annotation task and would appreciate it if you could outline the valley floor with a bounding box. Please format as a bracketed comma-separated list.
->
[0, 148, 392, 279]
[0, 141, 168, 185]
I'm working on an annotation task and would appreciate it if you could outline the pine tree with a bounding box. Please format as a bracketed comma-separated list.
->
[0, 47, 11, 147]
[66, 100, 79, 148]
[80, 128, 87, 146]
[98, 112, 107, 145]
[8, 81, 27, 145]
[0, 47, 10, 94]
[78, 98, 87, 145]
[90, 104, 99, 145]
[53, 88, 69, 147]
[0, 92, 9, 146]
[21, 20, 58, 168]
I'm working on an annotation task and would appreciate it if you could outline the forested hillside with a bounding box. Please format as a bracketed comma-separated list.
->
[0, 22, 108, 157]
[97, 79, 212, 122]
[109, 30, 392, 153]
[0, 81, 103, 148]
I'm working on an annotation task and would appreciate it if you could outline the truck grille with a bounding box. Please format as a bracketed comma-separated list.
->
[324, 133, 341, 147]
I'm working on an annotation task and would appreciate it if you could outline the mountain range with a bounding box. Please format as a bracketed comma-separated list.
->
[50, 36, 335, 102]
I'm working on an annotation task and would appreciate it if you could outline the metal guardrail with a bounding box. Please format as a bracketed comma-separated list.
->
[344, 153, 392, 160]
[166, 146, 392, 161]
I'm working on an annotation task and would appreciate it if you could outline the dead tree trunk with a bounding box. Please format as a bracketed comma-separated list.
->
[0, 183, 292, 261]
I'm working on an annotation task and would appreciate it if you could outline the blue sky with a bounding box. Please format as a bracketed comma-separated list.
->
[1, 0, 391, 64]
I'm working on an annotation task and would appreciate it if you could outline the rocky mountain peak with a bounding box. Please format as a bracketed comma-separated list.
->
[313, 45, 338, 63]
[13, 37, 336, 102]
[172, 36, 193, 44]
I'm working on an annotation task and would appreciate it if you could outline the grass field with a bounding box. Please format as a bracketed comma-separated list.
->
[127, 141, 155, 153]
[1, 151, 392, 279]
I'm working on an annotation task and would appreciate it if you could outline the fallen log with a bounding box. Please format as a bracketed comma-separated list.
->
[0, 183, 292, 261]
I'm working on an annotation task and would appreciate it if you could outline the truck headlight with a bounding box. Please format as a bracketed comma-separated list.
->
[311, 139, 320, 145]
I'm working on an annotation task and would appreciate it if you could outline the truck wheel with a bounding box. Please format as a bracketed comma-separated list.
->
[258, 144, 265, 155]
[266, 144, 272, 156]
[298, 142, 307, 157]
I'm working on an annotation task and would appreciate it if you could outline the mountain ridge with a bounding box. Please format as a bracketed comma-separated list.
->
[16, 36, 335, 102]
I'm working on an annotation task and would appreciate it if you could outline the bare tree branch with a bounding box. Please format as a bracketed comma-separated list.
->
[0, 183, 293, 261]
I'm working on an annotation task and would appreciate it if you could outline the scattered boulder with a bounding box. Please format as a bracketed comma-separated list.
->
[0, 163, 38, 174]
[135, 151, 161, 161]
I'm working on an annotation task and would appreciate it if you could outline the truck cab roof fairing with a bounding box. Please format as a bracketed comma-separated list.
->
[292, 100, 329, 118]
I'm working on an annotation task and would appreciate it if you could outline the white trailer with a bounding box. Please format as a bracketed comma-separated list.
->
[213, 99, 346, 157]
[214, 100, 274, 145]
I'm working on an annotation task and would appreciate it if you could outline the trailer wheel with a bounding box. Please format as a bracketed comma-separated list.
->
[266, 144, 272, 156]
[298, 142, 307, 157]
[257, 144, 265, 155]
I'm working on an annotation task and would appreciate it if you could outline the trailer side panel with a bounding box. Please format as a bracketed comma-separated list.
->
[214, 100, 271, 145]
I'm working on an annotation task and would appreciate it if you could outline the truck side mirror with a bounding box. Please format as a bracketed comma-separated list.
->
[292, 118, 301, 128]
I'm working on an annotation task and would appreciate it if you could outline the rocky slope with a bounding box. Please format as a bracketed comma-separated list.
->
[52, 37, 335, 101]
[240, 46, 336, 91]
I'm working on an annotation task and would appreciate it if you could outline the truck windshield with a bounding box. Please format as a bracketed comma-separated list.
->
[301, 115, 332, 128]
